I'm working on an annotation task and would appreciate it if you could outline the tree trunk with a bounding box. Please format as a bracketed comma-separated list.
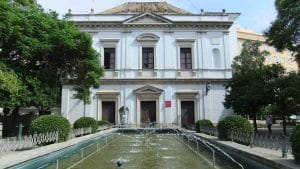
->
[83, 104, 86, 117]
[253, 113, 258, 132]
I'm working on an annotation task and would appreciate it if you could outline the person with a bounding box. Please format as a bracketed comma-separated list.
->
[115, 161, 123, 169]
[266, 115, 273, 134]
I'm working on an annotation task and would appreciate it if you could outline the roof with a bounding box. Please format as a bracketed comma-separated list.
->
[237, 26, 266, 41]
[100, 2, 191, 14]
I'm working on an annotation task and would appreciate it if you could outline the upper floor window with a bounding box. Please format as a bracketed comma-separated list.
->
[180, 48, 192, 70]
[212, 48, 221, 68]
[142, 47, 154, 69]
[104, 48, 115, 69]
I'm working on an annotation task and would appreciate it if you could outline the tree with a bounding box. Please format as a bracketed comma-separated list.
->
[224, 40, 285, 132]
[272, 73, 300, 135]
[265, 0, 300, 65]
[0, 61, 23, 108]
[0, 0, 103, 113]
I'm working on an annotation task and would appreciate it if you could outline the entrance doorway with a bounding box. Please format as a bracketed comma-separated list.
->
[140, 101, 156, 124]
[181, 101, 195, 128]
[102, 101, 116, 124]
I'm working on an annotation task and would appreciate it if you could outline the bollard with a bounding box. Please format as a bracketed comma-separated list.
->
[281, 135, 287, 158]
[212, 150, 216, 166]
[196, 140, 199, 154]
[56, 158, 59, 169]
[0, 122, 2, 138]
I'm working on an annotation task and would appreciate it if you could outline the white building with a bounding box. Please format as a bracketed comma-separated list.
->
[61, 2, 240, 127]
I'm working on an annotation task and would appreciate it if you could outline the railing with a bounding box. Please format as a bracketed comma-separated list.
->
[200, 126, 219, 137]
[115, 122, 180, 129]
[0, 127, 93, 156]
[173, 128, 244, 169]
[199, 127, 292, 158]
[68, 127, 92, 139]
[230, 130, 292, 157]
[0, 131, 59, 154]
[53, 133, 119, 169]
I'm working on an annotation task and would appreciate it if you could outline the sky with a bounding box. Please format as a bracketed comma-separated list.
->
[36, 0, 277, 33]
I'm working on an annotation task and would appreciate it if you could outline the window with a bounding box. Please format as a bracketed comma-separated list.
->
[104, 48, 115, 69]
[142, 47, 154, 69]
[212, 48, 221, 68]
[180, 48, 192, 69]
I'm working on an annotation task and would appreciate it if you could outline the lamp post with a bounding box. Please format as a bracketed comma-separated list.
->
[205, 81, 211, 96]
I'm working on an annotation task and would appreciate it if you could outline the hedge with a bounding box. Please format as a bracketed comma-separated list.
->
[98, 120, 112, 127]
[217, 115, 253, 141]
[73, 117, 98, 133]
[290, 125, 300, 163]
[30, 115, 70, 142]
[195, 119, 213, 133]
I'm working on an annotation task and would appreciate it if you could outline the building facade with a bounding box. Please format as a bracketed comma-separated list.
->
[237, 26, 298, 72]
[61, 2, 240, 127]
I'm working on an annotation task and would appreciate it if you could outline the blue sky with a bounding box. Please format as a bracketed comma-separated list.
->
[37, 0, 276, 33]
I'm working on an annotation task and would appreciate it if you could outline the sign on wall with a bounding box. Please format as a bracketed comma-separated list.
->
[165, 101, 171, 107]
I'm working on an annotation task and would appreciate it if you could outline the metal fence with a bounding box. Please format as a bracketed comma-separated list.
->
[0, 131, 59, 153]
[200, 126, 292, 157]
[0, 127, 92, 155]
[68, 127, 92, 140]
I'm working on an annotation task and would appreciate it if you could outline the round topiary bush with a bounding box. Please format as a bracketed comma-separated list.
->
[195, 119, 213, 133]
[290, 125, 300, 163]
[217, 115, 253, 140]
[73, 117, 98, 133]
[30, 115, 71, 142]
[98, 120, 112, 127]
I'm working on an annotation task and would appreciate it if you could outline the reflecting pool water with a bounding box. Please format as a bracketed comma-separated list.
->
[72, 134, 215, 169]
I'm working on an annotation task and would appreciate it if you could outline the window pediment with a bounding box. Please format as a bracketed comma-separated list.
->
[137, 33, 160, 42]
[134, 85, 163, 94]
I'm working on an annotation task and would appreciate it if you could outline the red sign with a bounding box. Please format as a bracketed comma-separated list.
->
[165, 101, 171, 107]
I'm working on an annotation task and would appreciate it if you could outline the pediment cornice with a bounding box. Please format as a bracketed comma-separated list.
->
[123, 12, 173, 25]
[134, 85, 163, 94]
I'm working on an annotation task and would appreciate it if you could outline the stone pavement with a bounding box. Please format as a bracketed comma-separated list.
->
[195, 133, 300, 169]
[0, 128, 118, 169]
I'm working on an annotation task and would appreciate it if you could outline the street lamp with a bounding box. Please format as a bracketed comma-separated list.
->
[205, 81, 211, 96]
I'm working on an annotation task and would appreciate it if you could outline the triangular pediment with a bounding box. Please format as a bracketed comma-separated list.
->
[134, 85, 163, 94]
[123, 12, 173, 25]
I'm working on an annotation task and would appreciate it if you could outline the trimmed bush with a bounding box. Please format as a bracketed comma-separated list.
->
[290, 125, 300, 163]
[217, 115, 253, 140]
[195, 119, 213, 133]
[30, 115, 70, 142]
[73, 117, 98, 133]
[98, 120, 112, 127]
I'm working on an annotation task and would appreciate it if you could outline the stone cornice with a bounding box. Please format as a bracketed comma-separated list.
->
[74, 21, 233, 31]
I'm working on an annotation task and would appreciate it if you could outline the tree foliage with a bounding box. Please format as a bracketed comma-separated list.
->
[224, 40, 285, 131]
[265, 0, 300, 64]
[0, 0, 103, 111]
[0, 61, 23, 107]
[272, 73, 300, 134]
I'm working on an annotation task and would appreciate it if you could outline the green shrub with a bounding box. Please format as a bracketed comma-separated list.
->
[73, 117, 98, 133]
[290, 125, 300, 163]
[195, 119, 213, 133]
[30, 115, 70, 142]
[98, 120, 112, 127]
[217, 115, 253, 140]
